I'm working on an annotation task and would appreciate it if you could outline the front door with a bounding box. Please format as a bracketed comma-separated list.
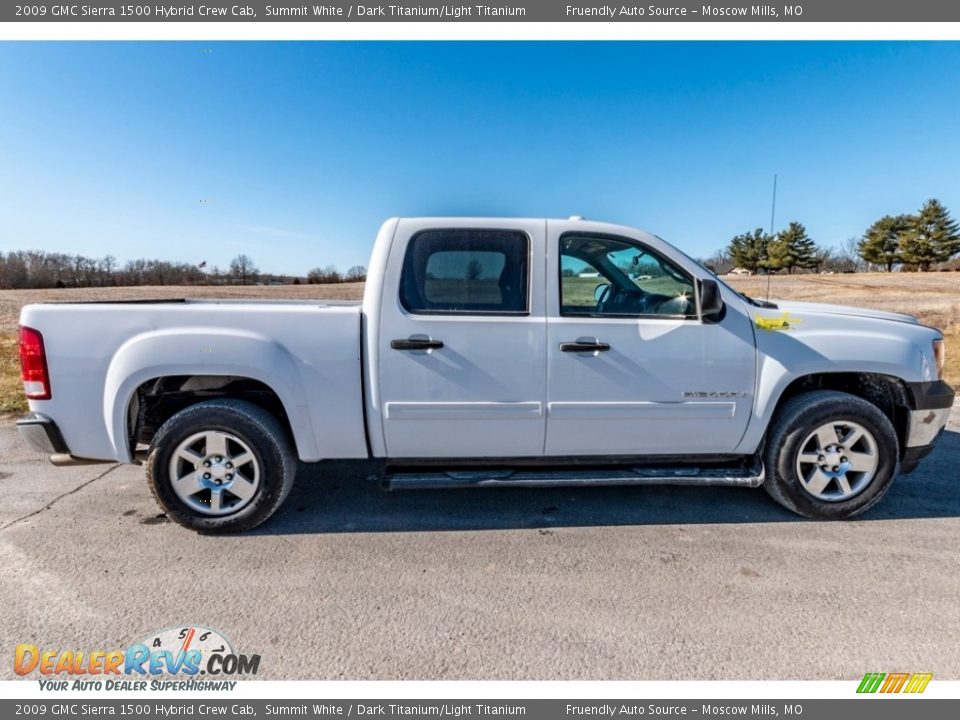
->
[377, 220, 547, 458]
[545, 229, 756, 456]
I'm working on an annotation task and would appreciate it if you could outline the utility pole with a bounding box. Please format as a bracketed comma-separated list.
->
[766, 174, 778, 301]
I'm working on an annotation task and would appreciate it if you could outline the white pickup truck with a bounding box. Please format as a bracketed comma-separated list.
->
[17, 217, 954, 532]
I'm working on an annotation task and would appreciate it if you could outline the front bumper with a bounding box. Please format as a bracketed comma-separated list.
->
[906, 406, 952, 448]
[902, 380, 955, 474]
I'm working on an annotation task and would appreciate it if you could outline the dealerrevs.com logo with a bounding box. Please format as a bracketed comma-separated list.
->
[14, 626, 260, 691]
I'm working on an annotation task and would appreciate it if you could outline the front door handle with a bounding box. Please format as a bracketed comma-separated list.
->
[391, 337, 444, 351]
[560, 341, 610, 353]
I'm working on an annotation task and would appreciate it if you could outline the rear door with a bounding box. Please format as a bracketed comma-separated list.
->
[544, 222, 756, 456]
[376, 219, 547, 458]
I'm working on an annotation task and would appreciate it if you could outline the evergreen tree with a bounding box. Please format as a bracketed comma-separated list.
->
[899, 199, 960, 271]
[727, 228, 771, 274]
[767, 221, 816, 274]
[858, 215, 906, 272]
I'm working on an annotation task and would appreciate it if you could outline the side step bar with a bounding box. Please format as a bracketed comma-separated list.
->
[384, 465, 765, 490]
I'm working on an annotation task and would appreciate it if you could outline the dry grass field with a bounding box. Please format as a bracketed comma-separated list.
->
[726, 272, 959, 383]
[0, 283, 364, 415]
[727, 273, 959, 385]
[0, 273, 957, 415]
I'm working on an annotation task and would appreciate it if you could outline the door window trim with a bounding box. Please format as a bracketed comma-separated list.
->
[558, 231, 701, 321]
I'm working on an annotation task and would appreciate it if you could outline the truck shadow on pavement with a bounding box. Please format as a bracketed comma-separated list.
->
[253, 429, 960, 535]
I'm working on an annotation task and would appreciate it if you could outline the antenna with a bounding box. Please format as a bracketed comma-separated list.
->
[766, 173, 777, 302]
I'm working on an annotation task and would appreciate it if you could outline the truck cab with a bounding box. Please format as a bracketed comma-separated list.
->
[365, 217, 756, 459]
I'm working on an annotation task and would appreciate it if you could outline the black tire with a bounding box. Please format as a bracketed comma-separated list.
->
[146, 399, 296, 533]
[763, 390, 900, 520]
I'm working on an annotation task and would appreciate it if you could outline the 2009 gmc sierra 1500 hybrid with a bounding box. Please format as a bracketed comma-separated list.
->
[16, 217, 955, 532]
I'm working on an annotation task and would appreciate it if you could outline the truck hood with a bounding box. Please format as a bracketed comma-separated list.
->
[764, 300, 919, 325]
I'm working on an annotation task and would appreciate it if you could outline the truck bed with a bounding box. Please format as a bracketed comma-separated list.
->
[20, 300, 368, 463]
[40, 297, 363, 307]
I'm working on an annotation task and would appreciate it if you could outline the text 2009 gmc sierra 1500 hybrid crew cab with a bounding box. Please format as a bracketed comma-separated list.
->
[16, 218, 955, 532]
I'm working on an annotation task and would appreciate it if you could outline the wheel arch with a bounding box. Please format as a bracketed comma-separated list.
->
[103, 328, 318, 463]
[129, 375, 298, 456]
[749, 371, 912, 457]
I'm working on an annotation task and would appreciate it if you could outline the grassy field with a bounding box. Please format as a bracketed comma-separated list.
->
[727, 273, 960, 385]
[562, 275, 693, 307]
[555, 274, 958, 383]
[0, 273, 957, 415]
[0, 283, 364, 415]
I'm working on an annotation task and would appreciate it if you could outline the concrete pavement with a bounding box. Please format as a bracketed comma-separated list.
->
[1, 409, 958, 680]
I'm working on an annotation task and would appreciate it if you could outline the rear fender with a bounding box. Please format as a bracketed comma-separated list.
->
[103, 328, 317, 463]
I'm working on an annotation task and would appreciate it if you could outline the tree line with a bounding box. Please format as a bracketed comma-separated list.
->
[858, 199, 960, 271]
[715, 198, 960, 275]
[4, 198, 957, 289]
[0, 250, 367, 290]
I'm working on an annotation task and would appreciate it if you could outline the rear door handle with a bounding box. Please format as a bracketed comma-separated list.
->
[391, 337, 444, 351]
[560, 341, 610, 352]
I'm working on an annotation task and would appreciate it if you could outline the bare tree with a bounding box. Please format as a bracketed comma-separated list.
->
[81, 256, 99, 287]
[346, 265, 367, 282]
[307, 265, 341, 284]
[98, 255, 117, 285]
[810, 246, 832, 273]
[702, 248, 733, 275]
[833, 237, 864, 273]
[230, 254, 258, 285]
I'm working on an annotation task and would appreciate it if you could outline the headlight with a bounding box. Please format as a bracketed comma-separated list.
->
[932, 338, 945, 380]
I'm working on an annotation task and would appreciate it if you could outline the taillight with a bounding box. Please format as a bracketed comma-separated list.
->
[18, 326, 51, 400]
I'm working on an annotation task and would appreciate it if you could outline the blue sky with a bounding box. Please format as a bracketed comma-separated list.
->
[1, 41, 958, 274]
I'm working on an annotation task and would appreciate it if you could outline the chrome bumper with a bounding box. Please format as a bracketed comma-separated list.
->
[906, 407, 951, 448]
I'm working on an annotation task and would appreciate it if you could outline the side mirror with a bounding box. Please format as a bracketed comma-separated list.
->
[699, 279, 724, 319]
[593, 282, 611, 304]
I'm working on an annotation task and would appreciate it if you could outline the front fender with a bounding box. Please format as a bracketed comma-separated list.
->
[103, 327, 318, 463]
[735, 317, 934, 455]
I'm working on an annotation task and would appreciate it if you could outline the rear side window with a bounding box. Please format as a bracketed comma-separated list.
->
[400, 229, 529, 315]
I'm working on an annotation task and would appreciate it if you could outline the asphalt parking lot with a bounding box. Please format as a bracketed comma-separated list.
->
[2, 407, 958, 681]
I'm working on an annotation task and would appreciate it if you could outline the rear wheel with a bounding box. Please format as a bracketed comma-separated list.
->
[763, 390, 899, 519]
[146, 399, 296, 533]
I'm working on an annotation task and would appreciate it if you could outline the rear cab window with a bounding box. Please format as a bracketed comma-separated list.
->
[400, 229, 530, 315]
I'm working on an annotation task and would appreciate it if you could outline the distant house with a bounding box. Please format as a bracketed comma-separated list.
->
[577, 271, 601, 278]
[705, 259, 735, 275]
[726, 267, 753, 276]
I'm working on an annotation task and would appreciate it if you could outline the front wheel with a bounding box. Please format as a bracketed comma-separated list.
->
[146, 399, 296, 533]
[763, 390, 899, 519]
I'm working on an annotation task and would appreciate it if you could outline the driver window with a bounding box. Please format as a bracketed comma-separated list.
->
[560, 234, 696, 318]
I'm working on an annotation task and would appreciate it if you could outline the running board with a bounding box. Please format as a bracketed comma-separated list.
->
[383, 465, 764, 490]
